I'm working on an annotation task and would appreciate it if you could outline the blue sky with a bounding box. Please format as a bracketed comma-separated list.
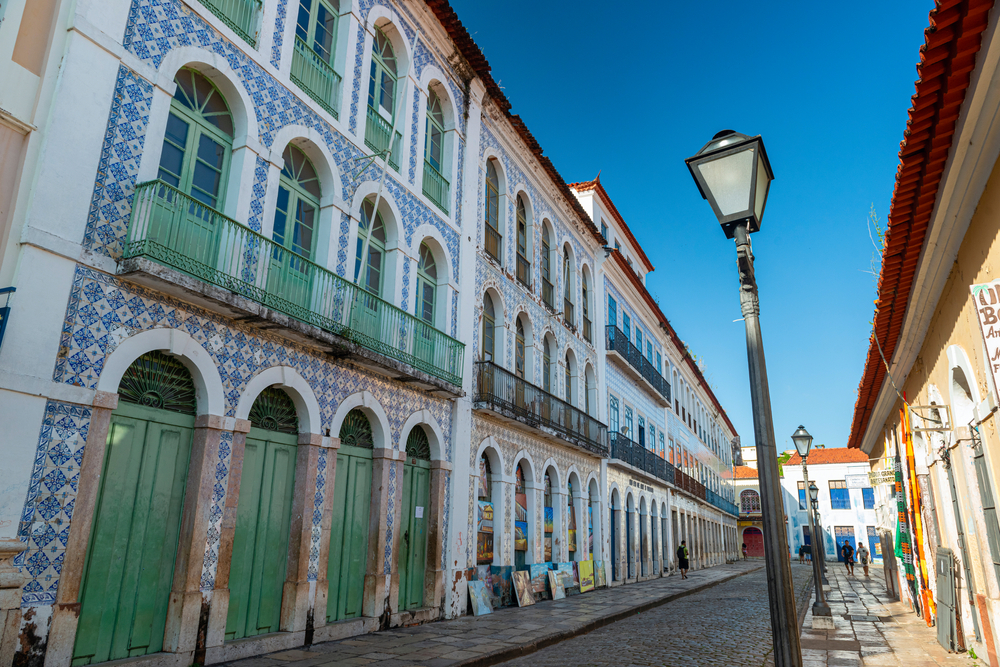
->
[449, 0, 934, 452]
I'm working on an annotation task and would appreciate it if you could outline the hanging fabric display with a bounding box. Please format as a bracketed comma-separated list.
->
[893, 442, 920, 614]
[901, 406, 935, 624]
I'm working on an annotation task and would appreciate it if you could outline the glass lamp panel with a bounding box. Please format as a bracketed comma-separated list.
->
[696, 147, 754, 217]
[753, 151, 770, 222]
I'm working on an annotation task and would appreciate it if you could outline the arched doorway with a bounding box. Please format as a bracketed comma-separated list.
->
[650, 502, 658, 574]
[744, 527, 764, 558]
[609, 490, 620, 581]
[226, 386, 299, 640]
[398, 426, 431, 611]
[625, 494, 635, 579]
[514, 462, 529, 568]
[543, 471, 555, 562]
[327, 409, 374, 622]
[73, 351, 197, 664]
[566, 478, 578, 561]
[639, 497, 648, 576]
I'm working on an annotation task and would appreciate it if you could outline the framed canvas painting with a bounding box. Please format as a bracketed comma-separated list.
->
[579, 560, 594, 592]
[512, 570, 535, 607]
[468, 581, 493, 616]
[547, 570, 565, 600]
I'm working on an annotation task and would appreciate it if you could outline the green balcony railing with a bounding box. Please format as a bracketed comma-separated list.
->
[291, 36, 342, 119]
[422, 161, 449, 214]
[123, 181, 464, 386]
[198, 0, 261, 46]
[365, 105, 402, 170]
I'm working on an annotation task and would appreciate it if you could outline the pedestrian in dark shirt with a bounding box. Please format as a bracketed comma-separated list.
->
[741, 542, 748, 560]
[841, 541, 855, 575]
[677, 540, 690, 579]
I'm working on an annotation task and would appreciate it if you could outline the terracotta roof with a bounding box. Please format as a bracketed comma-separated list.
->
[848, 0, 994, 450]
[786, 448, 870, 466]
[608, 250, 737, 438]
[424, 1, 607, 248]
[568, 176, 655, 272]
[733, 465, 758, 479]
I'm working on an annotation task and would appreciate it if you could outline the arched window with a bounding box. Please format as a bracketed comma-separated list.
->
[416, 242, 437, 325]
[484, 162, 501, 262]
[272, 145, 320, 288]
[423, 91, 448, 212]
[482, 293, 495, 361]
[541, 225, 553, 308]
[581, 271, 591, 342]
[118, 350, 197, 414]
[542, 337, 552, 393]
[563, 247, 574, 325]
[515, 318, 526, 379]
[564, 352, 572, 404]
[740, 489, 761, 514]
[366, 27, 400, 168]
[293, 0, 340, 116]
[158, 68, 234, 212]
[354, 199, 386, 296]
[248, 385, 299, 434]
[609, 396, 620, 434]
[515, 196, 530, 287]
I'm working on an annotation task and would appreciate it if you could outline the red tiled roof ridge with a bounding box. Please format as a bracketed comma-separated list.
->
[847, 0, 994, 450]
[568, 177, 656, 273]
[786, 448, 870, 466]
[423, 1, 607, 248]
[733, 465, 759, 479]
[608, 250, 737, 437]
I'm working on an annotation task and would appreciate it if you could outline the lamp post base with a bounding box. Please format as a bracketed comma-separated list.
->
[813, 601, 832, 617]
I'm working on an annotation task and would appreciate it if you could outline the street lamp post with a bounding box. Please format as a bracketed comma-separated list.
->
[810, 494, 828, 578]
[792, 427, 830, 617]
[686, 131, 802, 667]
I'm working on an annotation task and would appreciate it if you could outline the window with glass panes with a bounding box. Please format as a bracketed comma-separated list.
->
[515, 319, 525, 379]
[797, 481, 807, 510]
[638, 415, 645, 448]
[564, 353, 572, 404]
[608, 295, 617, 326]
[829, 480, 851, 509]
[368, 27, 396, 119]
[273, 144, 319, 260]
[609, 396, 620, 434]
[416, 242, 437, 325]
[158, 69, 234, 212]
[542, 338, 552, 392]
[481, 294, 495, 361]
[635, 327, 643, 355]
[296, 0, 337, 63]
[425, 92, 445, 173]
[354, 199, 386, 296]
[624, 405, 633, 440]
[862, 487, 875, 510]
[623, 313, 631, 340]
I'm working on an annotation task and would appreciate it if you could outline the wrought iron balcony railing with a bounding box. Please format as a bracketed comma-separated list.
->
[365, 106, 402, 170]
[516, 254, 531, 288]
[198, 0, 261, 45]
[605, 325, 671, 403]
[484, 224, 502, 264]
[609, 433, 673, 485]
[422, 161, 449, 215]
[473, 360, 608, 457]
[291, 36, 342, 119]
[123, 180, 464, 386]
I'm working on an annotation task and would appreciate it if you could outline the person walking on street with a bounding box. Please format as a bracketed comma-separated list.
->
[677, 540, 690, 579]
[798, 545, 806, 564]
[741, 542, 748, 560]
[841, 541, 855, 575]
[856, 543, 870, 577]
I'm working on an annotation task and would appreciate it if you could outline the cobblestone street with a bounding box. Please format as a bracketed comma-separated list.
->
[495, 564, 814, 667]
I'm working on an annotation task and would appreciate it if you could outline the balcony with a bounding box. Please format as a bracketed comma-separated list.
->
[199, 0, 261, 46]
[605, 325, 671, 407]
[422, 161, 449, 215]
[484, 224, 502, 264]
[516, 254, 531, 289]
[541, 278, 554, 310]
[365, 106, 402, 170]
[609, 433, 673, 485]
[473, 361, 608, 457]
[119, 181, 464, 393]
[706, 489, 738, 517]
[291, 36, 342, 119]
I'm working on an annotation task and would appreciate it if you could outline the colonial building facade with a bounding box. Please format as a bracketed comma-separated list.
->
[0, 0, 738, 665]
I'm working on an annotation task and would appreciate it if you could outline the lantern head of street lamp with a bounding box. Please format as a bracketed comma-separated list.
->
[808, 481, 819, 502]
[791, 425, 813, 459]
[685, 130, 774, 239]
[811, 499, 819, 511]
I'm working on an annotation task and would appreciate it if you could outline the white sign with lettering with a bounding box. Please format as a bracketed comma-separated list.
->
[846, 474, 870, 489]
[415, 506, 424, 518]
[971, 279, 1000, 398]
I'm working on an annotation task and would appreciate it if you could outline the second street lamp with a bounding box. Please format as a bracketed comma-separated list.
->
[792, 426, 830, 618]
[686, 132, 801, 667]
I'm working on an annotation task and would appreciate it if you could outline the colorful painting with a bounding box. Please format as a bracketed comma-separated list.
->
[588, 506, 594, 557]
[556, 562, 574, 589]
[594, 560, 607, 588]
[468, 581, 493, 616]
[579, 560, 594, 592]
[544, 506, 554, 533]
[477, 533, 494, 563]
[514, 522, 528, 551]
[568, 529, 577, 552]
[529, 563, 549, 594]
[478, 456, 489, 499]
[547, 570, 565, 600]
[515, 466, 528, 554]
[477, 500, 493, 533]
[512, 571, 535, 607]
[477, 565, 499, 608]
[544, 536, 552, 562]
[572, 562, 580, 586]
[491, 565, 514, 608]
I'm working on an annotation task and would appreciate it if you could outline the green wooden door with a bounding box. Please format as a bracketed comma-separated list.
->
[72, 402, 194, 665]
[326, 444, 372, 622]
[225, 429, 298, 640]
[398, 457, 430, 610]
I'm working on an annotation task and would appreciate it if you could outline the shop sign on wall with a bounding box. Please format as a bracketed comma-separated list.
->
[845, 474, 870, 489]
[971, 279, 1000, 396]
[868, 469, 895, 486]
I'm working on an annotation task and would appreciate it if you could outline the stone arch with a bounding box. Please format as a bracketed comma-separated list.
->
[331, 390, 390, 450]
[268, 125, 345, 204]
[235, 365, 322, 434]
[364, 6, 413, 82]
[474, 436, 510, 482]
[98, 328, 225, 416]
[398, 409, 445, 461]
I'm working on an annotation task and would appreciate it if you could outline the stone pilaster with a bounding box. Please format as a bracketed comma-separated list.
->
[0, 537, 27, 667]
[363, 448, 401, 622]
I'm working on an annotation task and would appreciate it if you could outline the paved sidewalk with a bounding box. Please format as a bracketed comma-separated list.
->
[801, 564, 981, 666]
[223, 561, 763, 667]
